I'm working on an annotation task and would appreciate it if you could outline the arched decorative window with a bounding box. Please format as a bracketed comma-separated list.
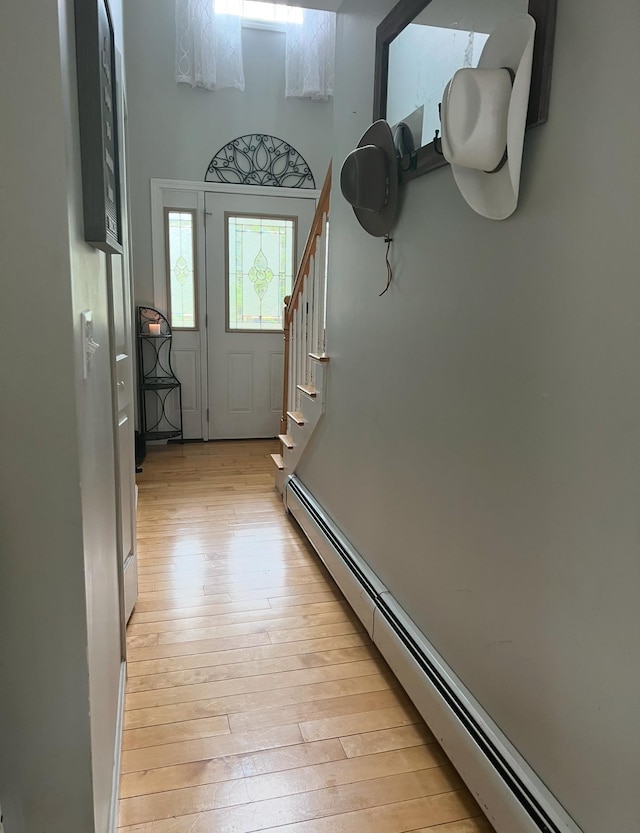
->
[205, 134, 316, 188]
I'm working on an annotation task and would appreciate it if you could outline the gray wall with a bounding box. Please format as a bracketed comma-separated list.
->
[124, 0, 334, 305]
[0, 0, 123, 830]
[297, 1, 640, 832]
[61, 0, 125, 828]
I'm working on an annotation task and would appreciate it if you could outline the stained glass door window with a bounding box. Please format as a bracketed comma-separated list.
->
[165, 209, 197, 329]
[226, 214, 296, 331]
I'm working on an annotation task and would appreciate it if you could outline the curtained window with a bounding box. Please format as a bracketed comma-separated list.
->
[285, 10, 335, 101]
[175, 0, 245, 92]
[175, 1, 335, 100]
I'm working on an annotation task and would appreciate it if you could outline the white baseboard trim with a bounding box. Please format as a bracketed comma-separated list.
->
[107, 660, 126, 833]
[285, 475, 583, 833]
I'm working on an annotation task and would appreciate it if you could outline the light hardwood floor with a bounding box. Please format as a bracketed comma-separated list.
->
[118, 440, 494, 833]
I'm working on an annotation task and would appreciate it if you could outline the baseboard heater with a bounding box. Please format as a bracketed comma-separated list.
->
[285, 475, 582, 833]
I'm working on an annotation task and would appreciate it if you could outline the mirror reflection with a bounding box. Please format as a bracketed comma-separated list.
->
[386, 0, 528, 150]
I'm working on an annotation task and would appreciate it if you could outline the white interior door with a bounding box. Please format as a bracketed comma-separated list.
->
[205, 191, 316, 439]
[109, 255, 137, 624]
[112, 50, 137, 627]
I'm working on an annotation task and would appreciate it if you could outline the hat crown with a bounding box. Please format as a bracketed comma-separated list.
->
[339, 119, 399, 237]
[340, 145, 389, 213]
[441, 67, 513, 172]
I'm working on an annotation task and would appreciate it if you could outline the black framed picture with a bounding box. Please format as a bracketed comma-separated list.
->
[75, 0, 122, 254]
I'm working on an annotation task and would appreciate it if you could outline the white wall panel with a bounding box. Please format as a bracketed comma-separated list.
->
[269, 351, 284, 412]
[173, 349, 198, 413]
[228, 353, 254, 413]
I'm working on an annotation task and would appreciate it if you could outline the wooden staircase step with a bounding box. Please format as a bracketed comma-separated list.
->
[297, 383, 317, 398]
[270, 453, 284, 470]
[308, 353, 330, 362]
[287, 410, 305, 426]
[278, 434, 294, 449]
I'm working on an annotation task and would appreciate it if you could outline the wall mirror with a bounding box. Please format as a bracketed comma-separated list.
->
[374, 0, 556, 181]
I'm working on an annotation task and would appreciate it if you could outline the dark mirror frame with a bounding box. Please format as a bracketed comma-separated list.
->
[374, 0, 557, 182]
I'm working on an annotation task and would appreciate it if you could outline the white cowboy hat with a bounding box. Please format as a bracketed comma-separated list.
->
[440, 14, 536, 220]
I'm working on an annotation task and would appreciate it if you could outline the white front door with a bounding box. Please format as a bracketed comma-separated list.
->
[204, 191, 316, 439]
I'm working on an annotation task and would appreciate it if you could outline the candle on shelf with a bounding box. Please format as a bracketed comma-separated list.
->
[148, 322, 161, 336]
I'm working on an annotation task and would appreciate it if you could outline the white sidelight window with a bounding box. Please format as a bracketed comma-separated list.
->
[165, 209, 198, 330]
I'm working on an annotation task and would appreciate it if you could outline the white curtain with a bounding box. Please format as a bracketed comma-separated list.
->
[175, 0, 245, 92]
[285, 10, 336, 101]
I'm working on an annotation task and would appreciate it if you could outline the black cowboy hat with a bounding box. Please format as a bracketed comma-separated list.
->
[340, 120, 399, 238]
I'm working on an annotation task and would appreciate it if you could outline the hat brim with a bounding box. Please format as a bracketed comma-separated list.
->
[351, 120, 399, 237]
[448, 15, 536, 220]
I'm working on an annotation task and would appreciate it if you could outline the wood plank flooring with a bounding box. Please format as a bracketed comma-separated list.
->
[119, 440, 493, 833]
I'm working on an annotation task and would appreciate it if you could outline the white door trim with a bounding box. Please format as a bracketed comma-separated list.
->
[151, 178, 322, 200]
[150, 179, 321, 441]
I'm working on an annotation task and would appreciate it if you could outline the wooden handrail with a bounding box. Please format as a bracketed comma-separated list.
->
[280, 162, 332, 435]
[285, 162, 332, 326]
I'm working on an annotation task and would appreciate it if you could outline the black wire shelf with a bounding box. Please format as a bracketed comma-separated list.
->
[137, 306, 183, 446]
[141, 377, 181, 390]
[142, 430, 182, 441]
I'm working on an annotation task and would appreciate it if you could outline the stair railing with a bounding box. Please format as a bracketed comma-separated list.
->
[281, 163, 332, 435]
